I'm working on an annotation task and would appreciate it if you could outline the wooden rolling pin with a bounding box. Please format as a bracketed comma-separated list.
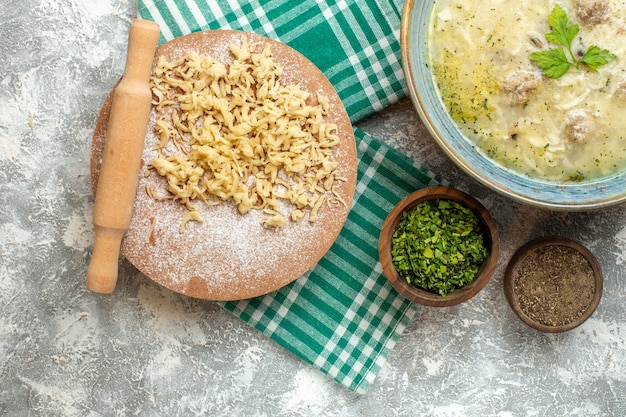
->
[86, 20, 160, 294]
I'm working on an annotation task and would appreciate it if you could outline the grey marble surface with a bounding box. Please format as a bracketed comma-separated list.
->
[1, 1, 626, 416]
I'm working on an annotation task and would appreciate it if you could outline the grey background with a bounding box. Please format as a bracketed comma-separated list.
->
[1, 1, 625, 416]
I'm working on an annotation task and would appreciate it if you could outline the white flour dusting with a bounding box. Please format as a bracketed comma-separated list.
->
[137, 283, 209, 346]
[53, 310, 97, 364]
[0, 320, 13, 370]
[614, 224, 626, 265]
[17, 376, 84, 416]
[0, 113, 25, 162]
[0, 223, 33, 249]
[62, 200, 94, 251]
[280, 367, 334, 415]
[231, 345, 264, 388]
[422, 356, 444, 376]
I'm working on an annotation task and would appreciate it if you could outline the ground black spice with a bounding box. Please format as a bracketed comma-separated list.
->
[513, 245, 596, 327]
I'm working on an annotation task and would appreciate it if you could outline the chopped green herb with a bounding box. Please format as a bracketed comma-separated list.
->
[390, 199, 489, 297]
[568, 171, 585, 182]
[529, 5, 617, 79]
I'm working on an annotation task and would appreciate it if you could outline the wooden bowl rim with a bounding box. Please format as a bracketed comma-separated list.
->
[503, 236, 603, 333]
[378, 186, 500, 307]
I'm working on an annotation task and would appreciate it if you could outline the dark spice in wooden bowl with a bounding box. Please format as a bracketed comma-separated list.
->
[504, 237, 603, 333]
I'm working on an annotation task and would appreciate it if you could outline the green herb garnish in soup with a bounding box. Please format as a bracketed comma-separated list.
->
[428, 0, 626, 182]
[530, 5, 616, 79]
[391, 200, 488, 297]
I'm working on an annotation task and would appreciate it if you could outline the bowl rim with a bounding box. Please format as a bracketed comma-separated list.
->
[400, 0, 626, 211]
[379, 186, 500, 307]
[503, 236, 603, 332]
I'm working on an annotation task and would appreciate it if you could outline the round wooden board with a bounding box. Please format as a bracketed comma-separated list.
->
[91, 30, 357, 301]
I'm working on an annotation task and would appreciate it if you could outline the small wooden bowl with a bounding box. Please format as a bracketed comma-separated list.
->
[504, 237, 603, 333]
[379, 187, 500, 307]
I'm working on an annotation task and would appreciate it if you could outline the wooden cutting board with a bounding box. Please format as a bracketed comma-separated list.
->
[90, 30, 357, 301]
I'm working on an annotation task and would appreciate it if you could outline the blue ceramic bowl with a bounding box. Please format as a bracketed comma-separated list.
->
[400, 0, 626, 210]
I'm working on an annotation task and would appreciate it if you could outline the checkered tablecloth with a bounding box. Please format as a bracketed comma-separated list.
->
[137, 0, 440, 394]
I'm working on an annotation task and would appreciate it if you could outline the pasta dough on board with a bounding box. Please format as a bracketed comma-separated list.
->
[148, 42, 345, 232]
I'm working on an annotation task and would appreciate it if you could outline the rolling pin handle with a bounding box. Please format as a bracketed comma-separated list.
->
[125, 20, 162, 84]
[86, 227, 124, 294]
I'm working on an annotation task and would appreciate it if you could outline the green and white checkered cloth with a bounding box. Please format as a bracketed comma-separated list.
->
[138, 0, 406, 121]
[137, 0, 440, 394]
